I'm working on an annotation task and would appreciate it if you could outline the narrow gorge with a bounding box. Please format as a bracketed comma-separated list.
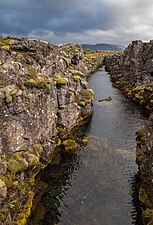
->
[0, 37, 152, 225]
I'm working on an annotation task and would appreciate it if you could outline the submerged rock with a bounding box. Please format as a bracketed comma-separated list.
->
[99, 96, 112, 102]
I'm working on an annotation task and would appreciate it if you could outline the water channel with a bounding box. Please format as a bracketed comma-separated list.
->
[28, 67, 148, 225]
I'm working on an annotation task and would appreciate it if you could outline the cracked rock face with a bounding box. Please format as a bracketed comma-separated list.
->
[105, 40, 153, 113]
[105, 40, 153, 225]
[0, 36, 104, 224]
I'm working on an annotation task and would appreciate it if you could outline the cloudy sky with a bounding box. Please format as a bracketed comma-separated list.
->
[1, 0, 153, 46]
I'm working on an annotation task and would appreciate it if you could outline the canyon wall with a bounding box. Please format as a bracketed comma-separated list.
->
[105, 40, 153, 225]
[0, 37, 105, 225]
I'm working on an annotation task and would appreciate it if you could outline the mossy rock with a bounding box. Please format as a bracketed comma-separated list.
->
[73, 76, 80, 81]
[86, 88, 94, 100]
[142, 208, 153, 224]
[7, 158, 28, 174]
[0, 174, 14, 188]
[26, 74, 52, 90]
[82, 139, 89, 143]
[24, 153, 39, 167]
[55, 74, 68, 85]
[1, 46, 10, 51]
[136, 128, 145, 139]
[55, 138, 61, 146]
[27, 68, 38, 78]
[0, 162, 7, 175]
[139, 187, 152, 208]
[133, 86, 144, 93]
[80, 79, 88, 88]
[62, 139, 77, 151]
[16, 191, 34, 225]
[57, 127, 65, 133]
[0, 38, 10, 48]
[4, 85, 22, 103]
[76, 100, 86, 107]
[150, 100, 153, 104]
[0, 207, 8, 221]
[140, 100, 146, 105]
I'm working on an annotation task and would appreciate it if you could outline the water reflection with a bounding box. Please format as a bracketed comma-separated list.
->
[130, 173, 143, 225]
[28, 152, 78, 225]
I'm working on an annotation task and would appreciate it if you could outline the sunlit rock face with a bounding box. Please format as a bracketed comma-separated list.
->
[105, 40, 153, 225]
[0, 36, 105, 224]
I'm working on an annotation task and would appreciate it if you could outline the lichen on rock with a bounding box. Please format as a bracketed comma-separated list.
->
[0, 36, 106, 225]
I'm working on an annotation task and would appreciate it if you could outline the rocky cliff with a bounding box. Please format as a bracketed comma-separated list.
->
[105, 40, 153, 113]
[105, 40, 153, 225]
[0, 37, 106, 225]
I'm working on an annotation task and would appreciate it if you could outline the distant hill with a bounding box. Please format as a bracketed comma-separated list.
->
[82, 43, 125, 51]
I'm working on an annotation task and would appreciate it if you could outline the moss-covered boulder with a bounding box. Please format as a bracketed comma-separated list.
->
[7, 158, 28, 174]
[62, 139, 77, 152]
[55, 74, 68, 85]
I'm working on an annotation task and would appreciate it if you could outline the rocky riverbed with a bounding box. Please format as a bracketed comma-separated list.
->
[0, 36, 112, 225]
[105, 40, 153, 225]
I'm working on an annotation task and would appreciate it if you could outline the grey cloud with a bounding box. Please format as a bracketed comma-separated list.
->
[1, 0, 153, 45]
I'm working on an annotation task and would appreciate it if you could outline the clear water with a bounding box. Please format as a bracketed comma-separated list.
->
[28, 67, 148, 225]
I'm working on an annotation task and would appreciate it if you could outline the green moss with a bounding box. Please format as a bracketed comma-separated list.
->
[1, 153, 6, 159]
[139, 187, 152, 208]
[57, 127, 65, 133]
[136, 128, 145, 139]
[0, 174, 14, 188]
[16, 191, 34, 225]
[140, 100, 146, 105]
[24, 153, 39, 167]
[55, 138, 61, 146]
[27, 68, 38, 78]
[7, 158, 28, 174]
[73, 76, 80, 81]
[82, 139, 89, 143]
[55, 74, 68, 85]
[33, 144, 41, 154]
[144, 87, 152, 92]
[0, 207, 8, 221]
[113, 81, 120, 88]
[1, 46, 10, 51]
[76, 100, 86, 107]
[133, 86, 144, 93]
[84, 48, 96, 55]
[80, 79, 88, 88]
[62, 139, 77, 151]
[142, 209, 153, 220]
[4, 85, 22, 103]
[0, 38, 10, 48]
[86, 88, 94, 100]
[26, 73, 52, 90]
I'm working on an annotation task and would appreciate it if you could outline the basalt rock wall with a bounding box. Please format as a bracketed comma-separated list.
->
[105, 40, 153, 113]
[0, 37, 104, 225]
[105, 40, 153, 225]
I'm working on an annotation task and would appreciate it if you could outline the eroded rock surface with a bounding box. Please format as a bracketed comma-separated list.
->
[105, 40, 153, 113]
[0, 36, 105, 224]
[105, 40, 153, 225]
